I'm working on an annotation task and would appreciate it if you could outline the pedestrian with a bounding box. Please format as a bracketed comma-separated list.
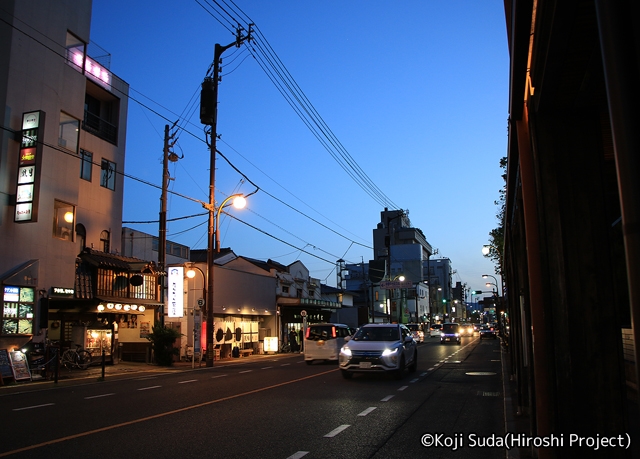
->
[289, 328, 298, 353]
[298, 328, 304, 352]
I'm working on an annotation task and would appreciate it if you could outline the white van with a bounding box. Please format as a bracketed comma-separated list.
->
[304, 323, 354, 364]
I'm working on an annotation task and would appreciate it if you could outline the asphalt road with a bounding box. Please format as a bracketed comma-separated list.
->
[0, 336, 507, 459]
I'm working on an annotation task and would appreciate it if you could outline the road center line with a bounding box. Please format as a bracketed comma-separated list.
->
[0, 367, 340, 458]
[381, 395, 394, 402]
[137, 385, 161, 391]
[286, 451, 309, 459]
[178, 380, 198, 384]
[261, 366, 273, 370]
[324, 424, 350, 437]
[398, 386, 408, 391]
[12, 403, 55, 411]
[239, 370, 253, 374]
[358, 407, 377, 416]
[84, 393, 115, 399]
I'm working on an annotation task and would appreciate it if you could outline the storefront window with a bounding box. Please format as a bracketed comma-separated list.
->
[2, 286, 34, 334]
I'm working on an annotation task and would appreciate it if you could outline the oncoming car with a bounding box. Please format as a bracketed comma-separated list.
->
[459, 323, 474, 336]
[440, 323, 461, 344]
[339, 324, 418, 380]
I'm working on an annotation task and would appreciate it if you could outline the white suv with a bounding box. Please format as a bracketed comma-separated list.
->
[339, 324, 418, 379]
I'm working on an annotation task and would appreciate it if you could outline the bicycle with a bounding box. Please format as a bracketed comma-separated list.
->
[61, 344, 92, 370]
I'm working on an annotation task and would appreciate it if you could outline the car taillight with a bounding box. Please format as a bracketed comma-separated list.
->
[305, 328, 310, 339]
[332, 326, 337, 338]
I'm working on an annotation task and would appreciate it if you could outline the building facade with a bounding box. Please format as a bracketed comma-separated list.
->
[0, 1, 135, 355]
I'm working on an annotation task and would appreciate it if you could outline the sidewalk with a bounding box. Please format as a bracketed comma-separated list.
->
[1, 351, 293, 387]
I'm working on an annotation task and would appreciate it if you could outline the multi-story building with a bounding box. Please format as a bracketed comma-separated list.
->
[344, 208, 432, 324]
[0, 1, 140, 354]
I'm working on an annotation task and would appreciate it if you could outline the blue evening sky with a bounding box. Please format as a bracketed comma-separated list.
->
[89, 1, 508, 294]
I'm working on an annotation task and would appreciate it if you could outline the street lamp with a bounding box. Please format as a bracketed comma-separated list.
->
[203, 193, 247, 367]
[482, 274, 501, 296]
[215, 194, 246, 253]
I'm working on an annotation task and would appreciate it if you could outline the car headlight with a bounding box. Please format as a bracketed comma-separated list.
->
[440, 332, 445, 337]
[382, 347, 399, 357]
[455, 333, 460, 337]
[340, 347, 352, 357]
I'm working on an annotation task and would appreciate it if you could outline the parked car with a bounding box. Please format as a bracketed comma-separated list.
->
[479, 324, 497, 339]
[459, 323, 474, 336]
[406, 323, 424, 343]
[304, 323, 354, 364]
[339, 323, 418, 379]
[429, 324, 442, 338]
[440, 323, 461, 344]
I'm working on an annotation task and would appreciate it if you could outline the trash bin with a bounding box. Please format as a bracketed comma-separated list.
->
[232, 346, 240, 358]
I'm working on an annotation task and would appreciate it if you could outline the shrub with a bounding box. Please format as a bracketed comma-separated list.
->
[146, 326, 181, 366]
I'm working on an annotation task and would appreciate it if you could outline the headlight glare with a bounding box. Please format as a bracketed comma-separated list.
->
[382, 347, 399, 357]
[341, 347, 352, 357]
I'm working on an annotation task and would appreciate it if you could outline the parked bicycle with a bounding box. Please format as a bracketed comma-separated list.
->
[61, 344, 92, 370]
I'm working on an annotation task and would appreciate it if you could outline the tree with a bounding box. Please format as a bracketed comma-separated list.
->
[485, 157, 506, 276]
[146, 325, 181, 366]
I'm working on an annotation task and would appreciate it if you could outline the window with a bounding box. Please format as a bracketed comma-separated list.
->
[282, 286, 289, 294]
[100, 159, 116, 190]
[53, 200, 75, 240]
[100, 230, 110, 253]
[2, 286, 34, 335]
[83, 82, 119, 144]
[76, 224, 86, 251]
[80, 149, 92, 181]
[309, 290, 315, 297]
[59, 112, 79, 153]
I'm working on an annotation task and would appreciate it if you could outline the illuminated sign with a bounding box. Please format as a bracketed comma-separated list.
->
[19, 148, 36, 165]
[15, 111, 43, 223]
[51, 287, 74, 296]
[67, 46, 112, 90]
[4, 286, 20, 302]
[167, 267, 184, 318]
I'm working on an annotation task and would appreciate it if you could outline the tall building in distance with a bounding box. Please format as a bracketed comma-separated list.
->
[344, 208, 434, 324]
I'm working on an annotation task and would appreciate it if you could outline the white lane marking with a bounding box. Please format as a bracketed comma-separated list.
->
[358, 407, 377, 416]
[261, 366, 273, 370]
[84, 393, 115, 399]
[135, 377, 157, 381]
[427, 367, 435, 371]
[381, 395, 394, 402]
[286, 452, 309, 459]
[211, 374, 228, 379]
[281, 363, 290, 366]
[137, 385, 161, 391]
[239, 370, 253, 374]
[12, 403, 55, 411]
[178, 379, 198, 384]
[410, 378, 419, 383]
[420, 372, 428, 376]
[398, 386, 408, 391]
[324, 424, 350, 437]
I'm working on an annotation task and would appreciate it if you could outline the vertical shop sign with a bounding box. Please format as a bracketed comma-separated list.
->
[167, 267, 184, 318]
[15, 110, 45, 222]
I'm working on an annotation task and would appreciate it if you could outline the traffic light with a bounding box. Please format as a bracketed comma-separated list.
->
[442, 298, 447, 303]
[473, 290, 483, 295]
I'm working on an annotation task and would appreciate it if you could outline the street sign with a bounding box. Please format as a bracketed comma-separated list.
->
[300, 310, 307, 317]
[380, 280, 413, 289]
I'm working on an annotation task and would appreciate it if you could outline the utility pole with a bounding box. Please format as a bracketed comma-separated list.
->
[200, 25, 252, 367]
[158, 124, 177, 328]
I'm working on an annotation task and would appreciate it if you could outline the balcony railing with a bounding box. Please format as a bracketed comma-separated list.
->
[83, 111, 117, 145]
